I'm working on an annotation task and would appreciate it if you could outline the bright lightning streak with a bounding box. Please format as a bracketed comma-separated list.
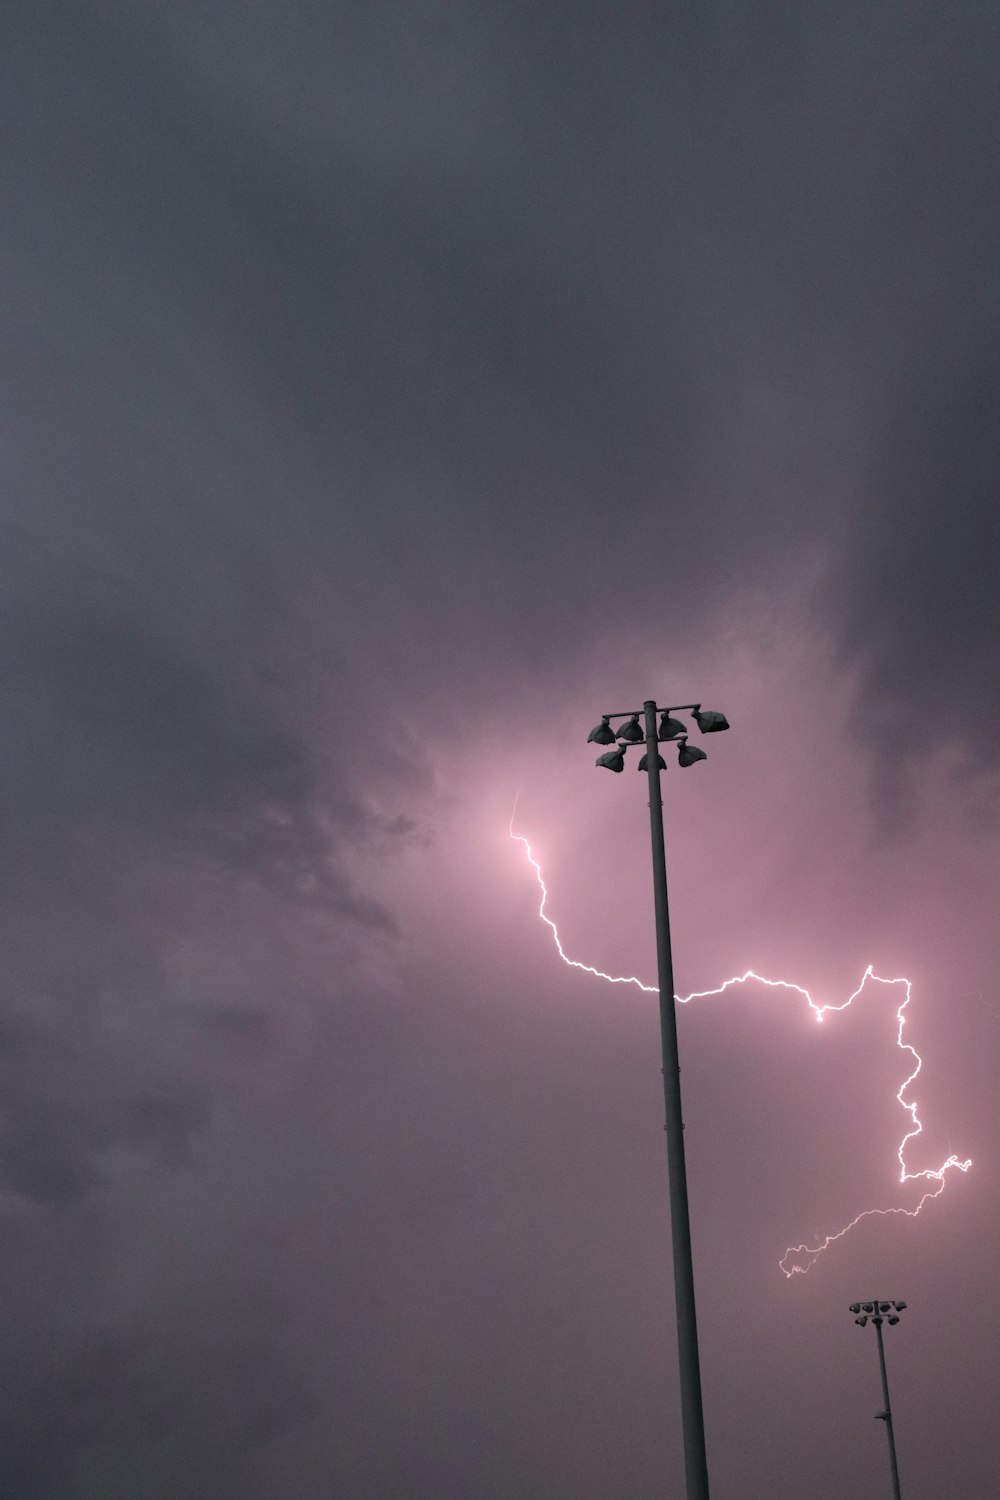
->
[510, 817, 971, 1277]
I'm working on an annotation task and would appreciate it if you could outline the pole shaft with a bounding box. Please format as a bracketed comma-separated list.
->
[874, 1316, 902, 1500]
[643, 701, 710, 1500]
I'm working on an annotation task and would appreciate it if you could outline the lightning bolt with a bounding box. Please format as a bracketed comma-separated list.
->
[510, 817, 972, 1277]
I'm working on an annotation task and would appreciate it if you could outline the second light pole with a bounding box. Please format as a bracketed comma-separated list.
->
[850, 1300, 907, 1500]
[588, 697, 730, 1500]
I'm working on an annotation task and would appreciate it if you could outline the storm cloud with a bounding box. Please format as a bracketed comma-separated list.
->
[1, 4, 997, 1497]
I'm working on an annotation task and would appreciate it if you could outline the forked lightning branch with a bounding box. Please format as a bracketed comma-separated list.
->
[510, 819, 971, 1277]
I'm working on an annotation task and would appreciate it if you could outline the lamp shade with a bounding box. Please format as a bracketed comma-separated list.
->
[595, 747, 626, 772]
[658, 714, 687, 741]
[587, 717, 617, 745]
[677, 740, 707, 768]
[693, 709, 730, 733]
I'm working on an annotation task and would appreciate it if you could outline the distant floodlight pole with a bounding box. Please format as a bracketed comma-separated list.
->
[849, 1300, 907, 1500]
[588, 697, 730, 1500]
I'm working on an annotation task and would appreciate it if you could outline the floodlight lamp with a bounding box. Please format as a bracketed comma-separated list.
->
[862, 1304, 874, 1314]
[595, 747, 626, 773]
[618, 714, 644, 743]
[693, 708, 730, 734]
[855, 1316, 868, 1327]
[587, 717, 617, 746]
[658, 713, 687, 741]
[849, 1304, 861, 1315]
[887, 1316, 899, 1326]
[872, 1316, 884, 1327]
[677, 739, 707, 768]
[893, 1302, 907, 1311]
[879, 1303, 891, 1313]
[638, 751, 666, 772]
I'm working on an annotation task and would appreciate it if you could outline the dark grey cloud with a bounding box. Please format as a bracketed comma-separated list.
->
[6, 3, 997, 752]
[0, 526, 406, 925]
[2, 1295, 317, 1500]
[834, 339, 1000, 771]
[0, 939, 199, 1208]
[84, 0, 994, 768]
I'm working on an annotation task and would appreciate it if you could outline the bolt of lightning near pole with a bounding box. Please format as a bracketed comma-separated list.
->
[509, 814, 971, 1277]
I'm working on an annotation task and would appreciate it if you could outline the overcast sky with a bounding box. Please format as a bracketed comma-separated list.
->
[2, 4, 998, 1497]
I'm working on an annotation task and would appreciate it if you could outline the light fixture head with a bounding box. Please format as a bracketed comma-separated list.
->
[658, 713, 687, 741]
[887, 1316, 900, 1326]
[872, 1316, 884, 1327]
[638, 751, 666, 772]
[855, 1315, 868, 1327]
[595, 747, 626, 773]
[677, 739, 707, 768]
[617, 714, 644, 743]
[693, 708, 730, 734]
[862, 1303, 874, 1314]
[893, 1302, 907, 1311]
[879, 1303, 891, 1313]
[587, 717, 617, 746]
[849, 1303, 861, 1315]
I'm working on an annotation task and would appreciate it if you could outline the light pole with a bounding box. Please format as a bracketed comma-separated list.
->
[850, 1300, 907, 1500]
[587, 698, 730, 1500]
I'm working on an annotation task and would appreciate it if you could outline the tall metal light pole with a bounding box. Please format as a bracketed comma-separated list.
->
[588, 698, 730, 1500]
[849, 1300, 907, 1500]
